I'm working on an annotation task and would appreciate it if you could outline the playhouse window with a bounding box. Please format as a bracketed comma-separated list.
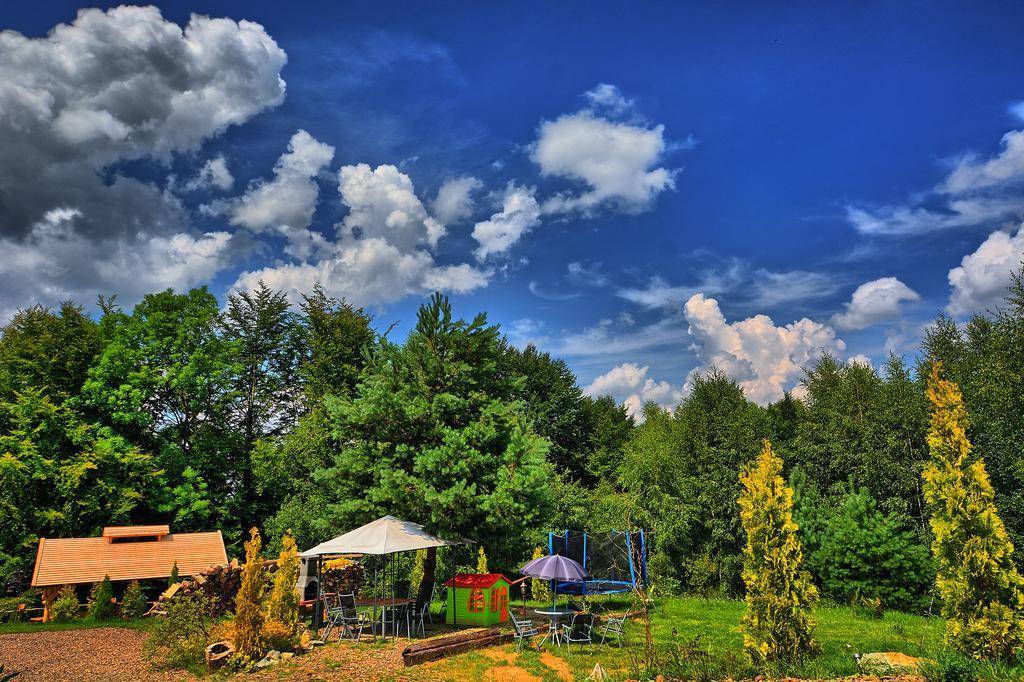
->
[489, 585, 508, 612]
[467, 588, 485, 612]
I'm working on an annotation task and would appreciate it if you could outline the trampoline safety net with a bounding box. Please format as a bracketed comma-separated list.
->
[548, 529, 648, 595]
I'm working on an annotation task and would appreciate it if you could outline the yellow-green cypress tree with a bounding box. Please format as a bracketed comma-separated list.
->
[234, 527, 267, 660]
[739, 439, 818, 664]
[409, 549, 426, 597]
[922, 363, 1024, 659]
[266, 530, 300, 632]
[476, 547, 489, 574]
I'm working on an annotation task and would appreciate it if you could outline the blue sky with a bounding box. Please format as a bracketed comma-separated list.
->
[2, 2, 1024, 414]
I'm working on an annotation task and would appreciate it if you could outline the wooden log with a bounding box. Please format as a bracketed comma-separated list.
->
[402, 628, 513, 666]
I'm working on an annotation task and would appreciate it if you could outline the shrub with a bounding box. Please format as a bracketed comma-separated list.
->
[812, 489, 933, 611]
[50, 585, 79, 622]
[88, 575, 115, 621]
[261, 618, 297, 652]
[738, 439, 819, 664]
[144, 592, 213, 671]
[684, 551, 719, 598]
[120, 580, 148, 619]
[168, 561, 179, 586]
[234, 527, 267, 660]
[922, 364, 1024, 658]
[266, 530, 300, 632]
[409, 549, 426, 598]
[476, 547, 488, 574]
[529, 546, 550, 603]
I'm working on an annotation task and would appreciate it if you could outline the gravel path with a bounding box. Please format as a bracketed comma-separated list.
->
[0, 628, 194, 682]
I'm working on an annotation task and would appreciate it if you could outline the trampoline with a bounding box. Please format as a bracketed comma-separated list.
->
[548, 529, 648, 596]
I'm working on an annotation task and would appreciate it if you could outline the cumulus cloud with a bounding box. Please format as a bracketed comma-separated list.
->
[683, 293, 845, 405]
[230, 162, 489, 307]
[832, 277, 920, 330]
[848, 127, 1024, 236]
[225, 130, 335, 260]
[185, 155, 234, 192]
[338, 163, 446, 251]
[431, 176, 483, 224]
[0, 6, 286, 314]
[0, 208, 233, 322]
[531, 84, 676, 215]
[471, 184, 542, 260]
[947, 225, 1024, 316]
[584, 362, 682, 420]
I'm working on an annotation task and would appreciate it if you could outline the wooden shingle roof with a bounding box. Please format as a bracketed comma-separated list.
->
[31, 530, 227, 587]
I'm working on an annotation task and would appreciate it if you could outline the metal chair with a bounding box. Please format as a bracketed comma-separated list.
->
[561, 613, 594, 647]
[410, 599, 431, 637]
[337, 592, 375, 640]
[598, 613, 627, 646]
[381, 601, 411, 638]
[512, 615, 540, 651]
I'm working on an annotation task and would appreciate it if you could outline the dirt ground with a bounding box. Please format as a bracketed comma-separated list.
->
[0, 628, 195, 682]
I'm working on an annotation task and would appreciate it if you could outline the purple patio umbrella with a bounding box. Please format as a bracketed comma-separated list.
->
[520, 554, 589, 611]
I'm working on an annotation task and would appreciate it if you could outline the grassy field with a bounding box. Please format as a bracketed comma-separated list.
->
[398, 595, 956, 681]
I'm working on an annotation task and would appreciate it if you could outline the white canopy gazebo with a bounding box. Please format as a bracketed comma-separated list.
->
[301, 515, 464, 557]
[302, 515, 470, 637]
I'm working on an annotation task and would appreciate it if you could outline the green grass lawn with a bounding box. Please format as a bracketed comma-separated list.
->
[397, 596, 963, 681]
[0, 616, 151, 635]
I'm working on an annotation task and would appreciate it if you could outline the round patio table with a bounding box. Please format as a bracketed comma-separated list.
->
[534, 608, 575, 648]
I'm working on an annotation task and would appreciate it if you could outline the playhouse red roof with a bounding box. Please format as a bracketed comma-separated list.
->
[443, 573, 511, 589]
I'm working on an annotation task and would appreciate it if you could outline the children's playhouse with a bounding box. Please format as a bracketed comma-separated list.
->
[443, 573, 510, 626]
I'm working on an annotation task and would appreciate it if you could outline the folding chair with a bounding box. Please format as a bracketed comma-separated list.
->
[561, 613, 595, 647]
[512, 615, 540, 651]
[337, 592, 375, 640]
[598, 613, 627, 646]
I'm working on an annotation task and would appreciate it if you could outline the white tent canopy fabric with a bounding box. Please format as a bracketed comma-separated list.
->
[300, 515, 465, 557]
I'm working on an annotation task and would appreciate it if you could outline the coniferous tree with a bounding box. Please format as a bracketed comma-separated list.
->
[234, 528, 267, 660]
[266, 530, 300, 632]
[922, 363, 1024, 659]
[739, 439, 818, 664]
[476, 547, 489, 574]
[88, 575, 115, 621]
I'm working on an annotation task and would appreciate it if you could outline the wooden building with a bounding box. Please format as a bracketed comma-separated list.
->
[31, 524, 227, 621]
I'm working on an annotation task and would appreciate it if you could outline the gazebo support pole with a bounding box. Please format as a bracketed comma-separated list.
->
[313, 555, 322, 633]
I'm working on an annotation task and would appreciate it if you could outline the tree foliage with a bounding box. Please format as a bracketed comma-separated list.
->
[922, 364, 1024, 659]
[739, 439, 818, 664]
[266, 530, 300, 632]
[234, 527, 267, 660]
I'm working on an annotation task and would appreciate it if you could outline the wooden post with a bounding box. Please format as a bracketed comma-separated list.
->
[41, 585, 59, 623]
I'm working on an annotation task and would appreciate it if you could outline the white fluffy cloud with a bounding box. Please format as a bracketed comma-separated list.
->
[226, 130, 335, 260]
[832, 277, 920, 330]
[431, 176, 483, 224]
[338, 163, 446, 251]
[683, 293, 845, 405]
[940, 130, 1024, 195]
[185, 156, 234, 192]
[231, 162, 489, 307]
[0, 208, 233, 322]
[471, 184, 542, 260]
[0, 6, 286, 315]
[532, 85, 676, 215]
[584, 362, 682, 420]
[947, 225, 1024, 316]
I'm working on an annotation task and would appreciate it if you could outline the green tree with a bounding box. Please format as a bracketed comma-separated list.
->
[168, 562, 179, 586]
[319, 294, 553, 580]
[0, 302, 101, 403]
[739, 439, 818, 664]
[222, 282, 303, 530]
[476, 547, 489, 574]
[121, 580, 148, 619]
[922, 364, 1024, 659]
[88, 575, 115, 621]
[235, 527, 267, 660]
[266, 530, 300, 631]
[581, 395, 635, 483]
[922, 269, 1024, 549]
[811, 488, 932, 611]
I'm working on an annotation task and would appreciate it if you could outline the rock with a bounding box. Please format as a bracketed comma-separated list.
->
[269, 650, 281, 660]
[255, 656, 277, 669]
[281, 652, 294, 661]
[856, 651, 931, 673]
